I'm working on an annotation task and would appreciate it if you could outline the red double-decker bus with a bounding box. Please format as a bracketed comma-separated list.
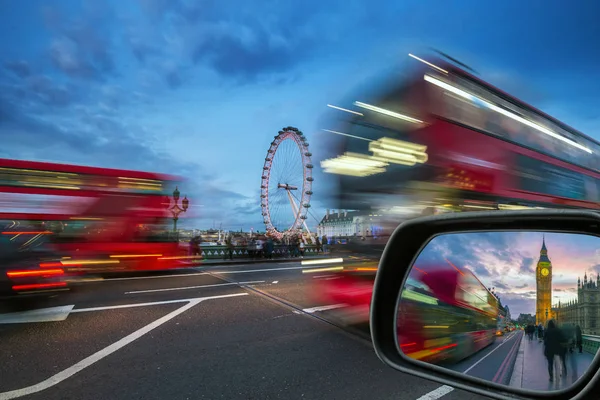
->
[322, 52, 600, 217]
[398, 263, 499, 365]
[0, 158, 192, 298]
[312, 52, 600, 326]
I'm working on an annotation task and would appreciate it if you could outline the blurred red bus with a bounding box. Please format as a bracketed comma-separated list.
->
[0, 158, 191, 298]
[312, 52, 600, 325]
[397, 264, 499, 365]
[323, 53, 600, 216]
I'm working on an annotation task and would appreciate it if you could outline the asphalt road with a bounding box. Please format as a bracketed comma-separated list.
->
[0, 260, 497, 400]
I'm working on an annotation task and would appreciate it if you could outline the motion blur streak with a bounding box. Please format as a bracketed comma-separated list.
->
[423, 75, 592, 153]
[354, 101, 423, 124]
[302, 266, 344, 274]
[326, 104, 364, 116]
[301, 258, 344, 265]
[408, 54, 448, 74]
[0, 158, 191, 299]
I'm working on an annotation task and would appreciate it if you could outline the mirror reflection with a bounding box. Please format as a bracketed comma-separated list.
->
[397, 232, 600, 391]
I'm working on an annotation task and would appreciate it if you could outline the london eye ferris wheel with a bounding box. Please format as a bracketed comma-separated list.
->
[260, 127, 313, 240]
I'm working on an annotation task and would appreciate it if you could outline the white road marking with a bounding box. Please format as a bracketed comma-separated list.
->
[300, 304, 347, 313]
[211, 266, 305, 274]
[463, 331, 516, 374]
[0, 305, 75, 324]
[0, 293, 247, 400]
[413, 332, 518, 400]
[71, 293, 248, 313]
[102, 272, 207, 281]
[124, 281, 264, 294]
[415, 385, 454, 400]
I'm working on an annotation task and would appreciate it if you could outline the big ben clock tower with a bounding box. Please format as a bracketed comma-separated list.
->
[536, 236, 552, 326]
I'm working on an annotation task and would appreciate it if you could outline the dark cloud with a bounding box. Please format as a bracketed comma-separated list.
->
[26, 75, 75, 107]
[165, 69, 182, 89]
[43, 3, 116, 81]
[192, 25, 315, 84]
[4, 61, 31, 78]
[493, 281, 510, 290]
[516, 283, 528, 289]
[233, 202, 260, 216]
[495, 291, 536, 316]
[519, 256, 536, 274]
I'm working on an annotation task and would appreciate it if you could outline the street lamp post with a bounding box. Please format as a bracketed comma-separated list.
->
[165, 187, 189, 239]
[545, 308, 549, 325]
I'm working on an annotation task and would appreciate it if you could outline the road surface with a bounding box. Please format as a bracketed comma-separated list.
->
[0, 260, 503, 400]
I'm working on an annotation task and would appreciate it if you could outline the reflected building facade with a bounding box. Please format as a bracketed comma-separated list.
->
[554, 273, 600, 335]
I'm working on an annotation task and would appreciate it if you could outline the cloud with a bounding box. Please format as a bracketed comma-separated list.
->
[192, 24, 315, 84]
[493, 281, 510, 290]
[43, 3, 116, 81]
[4, 61, 31, 78]
[516, 283, 528, 289]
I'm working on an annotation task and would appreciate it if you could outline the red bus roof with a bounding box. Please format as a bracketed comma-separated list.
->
[0, 158, 182, 182]
[438, 59, 600, 148]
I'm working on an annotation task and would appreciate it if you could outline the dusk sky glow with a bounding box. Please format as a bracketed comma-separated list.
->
[2, 1, 600, 229]
[416, 232, 600, 317]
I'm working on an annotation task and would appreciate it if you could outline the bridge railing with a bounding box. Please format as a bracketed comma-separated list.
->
[194, 244, 321, 259]
[582, 334, 600, 355]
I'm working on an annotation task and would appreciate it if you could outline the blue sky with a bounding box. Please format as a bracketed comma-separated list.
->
[415, 232, 600, 317]
[2, 1, 600, 230]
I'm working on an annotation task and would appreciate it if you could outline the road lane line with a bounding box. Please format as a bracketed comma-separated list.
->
[212, 266, 305, 274]
[415, 385, 454, 400]
[300, 304, 347, 313]
[494, 331, 523, 383]
[102, 272, 207, 281]
[418, 333, 519, 400]
[0, 293, 247, 400]
[463, 331, 516, 374]
[124, 281, 264, 294]
[71, 293, 248, 313]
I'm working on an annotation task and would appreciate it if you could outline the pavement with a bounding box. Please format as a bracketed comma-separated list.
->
[0, 260, 497, 400]
[449, 330, 523, 386]
[509, 333, 595, 391]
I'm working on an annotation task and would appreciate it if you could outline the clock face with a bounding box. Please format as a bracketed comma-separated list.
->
[541, 268, 550, 277]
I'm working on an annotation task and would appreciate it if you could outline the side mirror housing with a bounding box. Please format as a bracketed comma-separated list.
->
[371, 209, 600, 400]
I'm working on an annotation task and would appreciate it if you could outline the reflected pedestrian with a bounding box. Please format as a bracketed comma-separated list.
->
[576, 325, 583, 353]
[544, 320, 567, 382]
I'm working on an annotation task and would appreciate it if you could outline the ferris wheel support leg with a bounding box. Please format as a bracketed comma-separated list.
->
[286, 189, 311, 234]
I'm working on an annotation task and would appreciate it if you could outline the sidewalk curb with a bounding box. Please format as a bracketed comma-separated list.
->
[508, 334, 525, 388]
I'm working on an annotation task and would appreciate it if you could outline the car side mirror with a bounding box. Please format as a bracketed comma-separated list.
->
[370, 209, 600, 400]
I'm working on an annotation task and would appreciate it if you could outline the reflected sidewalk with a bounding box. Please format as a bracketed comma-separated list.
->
[510, 333, 595, 391]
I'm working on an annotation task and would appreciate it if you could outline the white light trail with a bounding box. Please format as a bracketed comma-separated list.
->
[354, 101, 423, 124]
[424, 75, 592, 154]
[327, 104, 364, 116]
[408, 53, 448, 74]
